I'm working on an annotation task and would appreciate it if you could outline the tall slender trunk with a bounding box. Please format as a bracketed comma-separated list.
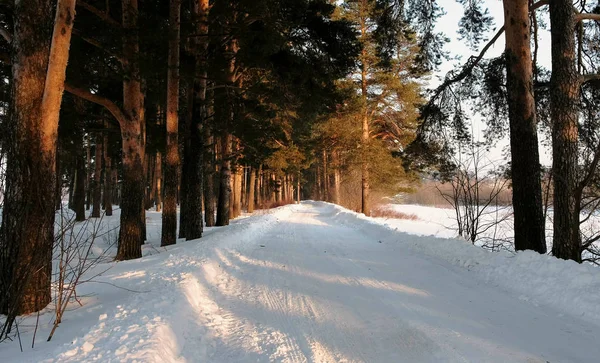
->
[161, 0, 181, 247]
[56, 146, 62, 210]
[74, 150, 86, 221]
[180, 0, 208, 240]
[502, 0, 546, 253]
[103, 134, 113, 216]
[256, 164, 263, 208]
[155, 152, 162, 212]
[68, 163, 75, 209]
[91, 134, 102, 218]
[203, 129, 215, 226]
[116, 0, 144, 260]
[549, 0, 581, 261]
[296, 176, 301, 203]
[217, 133, 232, 225]
[233, 164, 242, 217]
[179, 81, 193, 238]
[332, 150, 341, 205]
[146, 154, 156, 209]
[359, 14, 370, 216]
[86, 140, 91, 210]
[0, 0, 75, 319]
[248, 166, 256, 213]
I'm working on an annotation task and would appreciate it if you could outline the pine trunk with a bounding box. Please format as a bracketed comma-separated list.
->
[203, 130, 215, 227]
[233, 165, 242, 218]
[256, 164, 263, 208]
[179, 82, 193, 238]
[0, 0, 75, 317]
[217, 133, 232, 225]
[549, 0, 581, 261]
[161, 0, 181, 247]
[502, 0, 547, 253]
[103, 140, 113, 216]
[116, 0, 145, 259]
[155, 152, 163, 212]
[86, 141, 91, 210]
[91, 134, 102, 218]
[360, 14, 370, 216]
[248, 166, 256, 213]
[74, 152, 86, 221]
[332, 150, 341, 205]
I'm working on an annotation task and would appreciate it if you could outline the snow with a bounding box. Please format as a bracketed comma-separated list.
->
[2, 201, 600, 362]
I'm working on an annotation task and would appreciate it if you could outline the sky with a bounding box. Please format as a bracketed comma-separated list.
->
[433, 0, 553, 167]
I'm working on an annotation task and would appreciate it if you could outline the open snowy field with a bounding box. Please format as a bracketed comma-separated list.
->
[2, 202, 600, 362]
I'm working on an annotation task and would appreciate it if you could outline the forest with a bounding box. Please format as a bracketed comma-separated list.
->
[1, 0, 600, 360]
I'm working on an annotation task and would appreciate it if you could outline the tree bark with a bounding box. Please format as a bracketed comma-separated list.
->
[74, 149, 86, 221]
[359, 13, 370, 216]
[161, 0, 181, 247]
[155, 152, 162, 212]
[103, 135, 113, 216]
[91, 134, 102, 218]
[116, 0, 144, 260]
[216, 134, 232, 225]
[180, 0, 208, 240]
[248, 166, 256, 213]
[549, 0, 581, 261]
[256, 165, 263, 208]
[0, 0, 75, 318]
[233, 164, 242, 217]
[501, 0, 547, 254]
[332, 150, 341, 205]
[203, 126, 215, 227]
[86, 140, 91, 210]
[179, 81, 193, 238]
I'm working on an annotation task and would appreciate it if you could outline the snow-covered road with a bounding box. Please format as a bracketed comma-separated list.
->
[5, 202, 600, 362]
[179, 202, 600, 363]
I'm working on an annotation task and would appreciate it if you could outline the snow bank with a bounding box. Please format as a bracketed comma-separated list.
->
[312, 201, 600, 325]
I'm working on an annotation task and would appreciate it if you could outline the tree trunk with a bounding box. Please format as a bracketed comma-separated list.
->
[360, 15, 370, 216]
[256, 164, 262, 208]
[86, 140, 91, 210]
[161, 0, 181, 247]
[147, 154, 156, 209]
[217, 133, 232, 225]
[0, 0, 75, 318]
[502, 0, 547, 254]
[68, 165, 75, 210]
[332, 150, 341, 205]
[179, 81, 193, 238]
[297, 176, 301, 203]
[203, 128, 215, 227]
[248, 166, 256, 213]
[155, 152, 162, 212]
[233, 164, 242, 217]
[179, 0, 208, 240]
[103, 137, 113, 216]
[91, 134, 102, 218]
[549, 0, 581, 262]
[116, 0, 144, 260]
[74, 151, 86, 221]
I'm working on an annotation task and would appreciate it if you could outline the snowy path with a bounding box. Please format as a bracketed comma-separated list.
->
[5, 202, 600, 362]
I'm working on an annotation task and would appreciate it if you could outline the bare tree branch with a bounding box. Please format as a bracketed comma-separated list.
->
[0, 27, 12, 44]
[64, 83, 128, 126]
[72, 29, 125, 64]
[575, 13, 600, 22]
[77, 1, 122, 28]
[581, 73, 600, 84]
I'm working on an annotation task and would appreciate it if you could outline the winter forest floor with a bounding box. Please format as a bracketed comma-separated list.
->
[2, 202, 600, 362]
